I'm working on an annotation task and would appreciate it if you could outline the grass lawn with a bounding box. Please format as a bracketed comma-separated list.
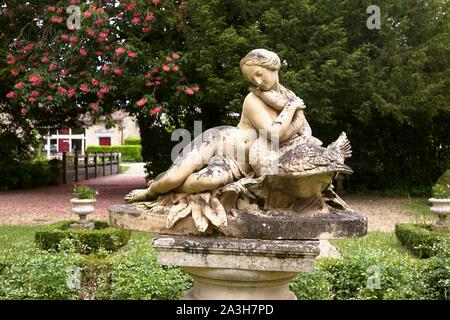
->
[332, 231, 411, 256]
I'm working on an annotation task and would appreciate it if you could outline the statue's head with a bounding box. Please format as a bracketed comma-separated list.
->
[240, 49, 281, 91]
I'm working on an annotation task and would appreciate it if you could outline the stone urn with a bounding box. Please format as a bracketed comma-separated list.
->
[429, 198, 450, 232]
[70, 198, 96, 229]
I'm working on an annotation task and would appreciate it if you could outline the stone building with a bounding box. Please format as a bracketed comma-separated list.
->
[42, 112, 140, 157]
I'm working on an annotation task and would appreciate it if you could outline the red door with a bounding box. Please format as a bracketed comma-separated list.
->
[58, 139, 70, 152]
[99, 137, 111, 146]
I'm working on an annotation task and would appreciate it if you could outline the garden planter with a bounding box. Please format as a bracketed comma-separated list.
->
[71, 198, 96, 229]
[429, 198, 450, 232]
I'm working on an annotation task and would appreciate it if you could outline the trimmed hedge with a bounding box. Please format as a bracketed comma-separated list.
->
[395, 223, 449, 258]
[86, 145, 142, 162]
[0, 158, 51, 191]
[35, 220, 131, 254]
[124, 138, 141, 145]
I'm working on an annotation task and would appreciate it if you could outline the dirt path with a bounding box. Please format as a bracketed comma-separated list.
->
[0, 173, 146, 226]
[342, 195, 430, 232]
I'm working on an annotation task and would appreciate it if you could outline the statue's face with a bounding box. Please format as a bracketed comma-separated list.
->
[242, 64, 278, 91]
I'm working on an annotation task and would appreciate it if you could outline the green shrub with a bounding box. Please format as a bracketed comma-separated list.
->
[86, 145, 141, 162]
[124, 138, 141, 145]
[0, 244, 83, 300]
[291, 267, 333, 300]
[395, 224, 450, 258]
[318, 242, 434, 300]
[0, 158, 51, 191]
[422, 238, 450, 300]
[106, 239, 192, 300]
[35, 221, 131, 255]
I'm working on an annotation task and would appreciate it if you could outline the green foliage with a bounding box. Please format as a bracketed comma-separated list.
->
[422, 238, 450, 300]
[124, 138, 141, 146]
[0, 244, 83, 300]
[432, 170, 450, 198]
[86, 145, 142, 162]
[395, 223, 450, 258]
[140, 0, 450, 189]
[290, 267, 333, 300]
[0, 157, 51, 191]
[73, 185, 97, 200]
[106, 239, 192, 300]
[35, 221, 131, 255]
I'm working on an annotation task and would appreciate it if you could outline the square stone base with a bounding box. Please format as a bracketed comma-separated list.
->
[152, 235, 320, 300]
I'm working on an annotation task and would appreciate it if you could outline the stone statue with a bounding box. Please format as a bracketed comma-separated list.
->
[123, 49, 353, 233]
[110, 49, 367, 300]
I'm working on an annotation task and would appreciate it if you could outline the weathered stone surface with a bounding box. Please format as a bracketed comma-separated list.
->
[108, 204, 367, 240]
[152, 235, 320, 300]
[153, 235, 319, 272]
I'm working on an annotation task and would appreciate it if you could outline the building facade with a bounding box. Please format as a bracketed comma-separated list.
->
[42, 114, 140, 157]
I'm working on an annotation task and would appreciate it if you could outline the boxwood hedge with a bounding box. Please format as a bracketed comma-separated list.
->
[395, 223, 449, 258]
[35, 220, 131, 255]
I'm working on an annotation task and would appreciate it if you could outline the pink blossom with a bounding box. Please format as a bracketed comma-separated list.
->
[165, 57, 173, 62]
[28, 97, 35, 103]
[127, 51, 138, 58]
[21, 108, 28, 114]
[97, 92, 104, 99]
[61, 69, 69, 76]
[95, 19, 104, 26]
[172, 65, 179, 72]
[176, 85, 181, 91]
[102, 65, 111, 72]
[67, 88, 76, 97]
[136, 98, 148, 107]
[193, 85, 200, 93]
[132, 17, 140, 24]
[80, 48, 88, 55]
[41, 57, 50, 63]
[145, 72, 151, 79]
[155, 81, 161, 86]
[49, 84, 55, 89]
[50, 16, 63, 24]
[58, 86, 67, 94]
[95, 51, 104, 56]
[91, 79, 99, 86]
[69, 36, 78, 44]
[47, 95, 53, 101]
[162, 65, 170, 72]
[7, 58, 15, 65]
[145, 81, 154, 87]
[60, 34, 69, 41]
[113, 68, 122, 76]
[115, 47, 126, 55]
[57, 7, 63, 14]
[87, 28, 95, 37]
[184, 87, 194, 95]
[150, 106, 162, 116]
[80, 83, 91, 93]
[28, 74, 42, 86]
[11, 69, 19, 76]
[14, 82, 25, 89]
[145, 12, 154, 21]
[97, 8, 105, 14]
[84, 11, 92, 18]
[49, 63, 57, 72]
[6, 91, 16, 99]
[30, 90, 39, 98]
[152, 0, 160, 5]
[47, 6, 55, 12]
[152, 67, 159, 74]
[91, 102, 99, 111]
[142, 27, 151, 33]
[99, 87, 109, 94]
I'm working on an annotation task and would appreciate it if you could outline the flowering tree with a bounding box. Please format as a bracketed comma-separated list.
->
[4, 0, 198, 129]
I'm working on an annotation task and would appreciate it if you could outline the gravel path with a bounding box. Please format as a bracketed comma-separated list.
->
[0, 173, 147, 226]
[342, 195, 430, 232]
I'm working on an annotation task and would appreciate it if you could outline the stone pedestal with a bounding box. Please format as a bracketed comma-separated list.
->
[152, 235, 320, 300]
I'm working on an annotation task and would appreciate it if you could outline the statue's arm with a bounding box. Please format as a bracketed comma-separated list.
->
[244, 95, 299, 141]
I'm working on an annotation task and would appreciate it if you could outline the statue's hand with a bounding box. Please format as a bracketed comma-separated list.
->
[287, 97, 305, 110]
